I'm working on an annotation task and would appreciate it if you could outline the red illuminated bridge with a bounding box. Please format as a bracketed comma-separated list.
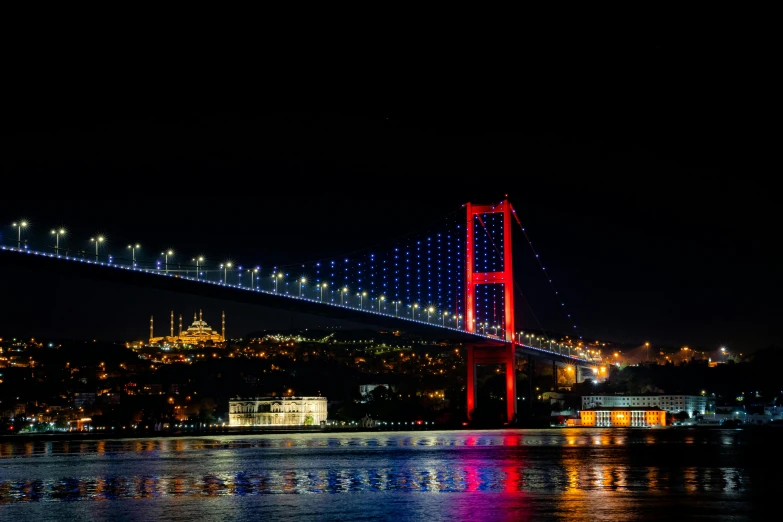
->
[2, 197, 603, 424]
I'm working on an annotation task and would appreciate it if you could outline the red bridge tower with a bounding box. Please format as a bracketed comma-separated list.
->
[465, 197, 517, 423]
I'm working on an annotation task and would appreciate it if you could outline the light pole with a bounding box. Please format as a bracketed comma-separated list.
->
[394, 301, 400, 317]
[222, 262, 232, 283]
[357, 291, 366, 309]
[249, 267, 258, 289]
[427, 307, 434, 323]
[411, 303, 419, 319]
[12, 221, 27, 249]
[127, 244, 140, 267]
[161, 250, 174, 273]
[456, 314, 462, 329]
[90, 236, 104, 261]
[720, 346, 726, 362]
[274, 273, 283, 293]
[378, 295, 385, 312]
[193, 256, 204, 279]
[320, 282, 328, 302]
[51, 228, 66, 254]
[645, 342, 650, 362]
[341, 287, 348, 305]
[442, 311, 448, 326]
[299, 277, 306, 297]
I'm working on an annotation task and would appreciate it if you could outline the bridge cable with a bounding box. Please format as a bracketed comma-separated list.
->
[273, 205, 466, 270]
[510, 208, 585, 346]
[474, 208, 553, 345]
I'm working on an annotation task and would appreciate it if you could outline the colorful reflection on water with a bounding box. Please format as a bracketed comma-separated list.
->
[0, 428, 776, 520]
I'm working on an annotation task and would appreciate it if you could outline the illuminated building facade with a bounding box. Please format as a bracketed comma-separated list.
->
[149, 309, 225, 346]
[229, 397, 327, 426]
[581, 395, 707, 417]
[580, 407, 666, 427]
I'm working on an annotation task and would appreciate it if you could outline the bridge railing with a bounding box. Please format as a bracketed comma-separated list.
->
[1, 237, 595, 364]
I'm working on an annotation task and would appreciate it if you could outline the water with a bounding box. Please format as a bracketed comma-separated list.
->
[0, 428, 779, 521]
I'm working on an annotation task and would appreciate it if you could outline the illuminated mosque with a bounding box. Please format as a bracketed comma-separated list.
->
[149, 309, 226, 346]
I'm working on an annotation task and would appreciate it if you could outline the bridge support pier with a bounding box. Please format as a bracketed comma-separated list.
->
[467, 344, 517, 424]
[576, 365, 591, 383]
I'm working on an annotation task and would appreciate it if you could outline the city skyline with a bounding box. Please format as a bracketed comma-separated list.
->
[0, 112, 777, 352]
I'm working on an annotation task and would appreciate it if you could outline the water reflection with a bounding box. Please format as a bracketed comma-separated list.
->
[0, 428, 777, 514]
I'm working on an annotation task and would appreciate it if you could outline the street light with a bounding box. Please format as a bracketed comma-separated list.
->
[394, 300, 401, 317]
[127, 244, 140, 266]
[378, 295, 385, 312]
[222, 262, 232, 283]
[299, 277, 306, 297]
[411, 303, 419, 319]
[357, 291, 367, 309]
[442, 311, 448, 326]
[90, 236, 105, 261]
[51, 228, 66, 254]
[248, 267, 259, 289]
[427, 306, 434, 323]
[456, 314, 462, 329]
[320, 282, 328, 302]
[12, 221, 27, 249]
[341, 287, 349, 305]
[274, 272, 284, 293]
[645, 342, 650, 362]
[161, 249, 174, 273]
[193, 256, 204, 279]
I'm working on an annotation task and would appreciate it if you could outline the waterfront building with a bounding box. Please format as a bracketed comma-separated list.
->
[580, 406, 667, 427]
[581, 395, 707, 417]
[228, 396, 327, 426]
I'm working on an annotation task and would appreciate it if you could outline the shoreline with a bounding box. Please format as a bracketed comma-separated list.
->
[3, 422, 779, 443]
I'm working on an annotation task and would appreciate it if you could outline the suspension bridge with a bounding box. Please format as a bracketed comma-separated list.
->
[2, 197, 603, 423]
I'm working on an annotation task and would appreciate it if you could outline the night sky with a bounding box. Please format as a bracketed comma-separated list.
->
[0, 111, 777, 352]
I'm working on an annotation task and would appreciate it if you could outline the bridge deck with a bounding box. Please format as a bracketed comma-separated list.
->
[0, 246, 593, 365]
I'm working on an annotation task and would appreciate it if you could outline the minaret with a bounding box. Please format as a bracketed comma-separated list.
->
[170, 311, 174, 337]
[199, 309, 203, 336]
[179, 314, 183, 337]
[149, 315, 154, 342]
[222, 311, 226, 341]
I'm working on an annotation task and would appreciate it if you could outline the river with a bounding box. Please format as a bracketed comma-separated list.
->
[0, 427, 778, 521]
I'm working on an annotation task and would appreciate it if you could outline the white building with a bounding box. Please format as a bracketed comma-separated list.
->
[229, 396, 327, 426]
[581, 395, 708, 417]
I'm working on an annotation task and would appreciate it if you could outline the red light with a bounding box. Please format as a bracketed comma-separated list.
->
[415, 420, 423, 425]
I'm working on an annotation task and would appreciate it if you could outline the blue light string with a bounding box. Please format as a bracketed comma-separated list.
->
[511, 210, 583, 341]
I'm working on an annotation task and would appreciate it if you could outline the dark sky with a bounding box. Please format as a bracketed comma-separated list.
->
[0, 111, 777, 353]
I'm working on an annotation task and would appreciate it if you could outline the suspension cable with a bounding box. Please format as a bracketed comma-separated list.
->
[475, 205, 552, 344]
[274, 204, 466, 269]
[510, 207, 583, 343]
